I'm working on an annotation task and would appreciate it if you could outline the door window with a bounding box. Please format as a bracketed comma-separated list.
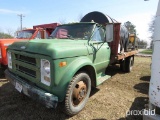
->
[91, 27, 105, 42]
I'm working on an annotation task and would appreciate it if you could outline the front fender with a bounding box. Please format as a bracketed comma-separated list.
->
[0, 45, 8, 65]
[52, 56, 96, 102]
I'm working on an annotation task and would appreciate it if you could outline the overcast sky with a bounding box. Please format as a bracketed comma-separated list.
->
[0, 0, 159, 43]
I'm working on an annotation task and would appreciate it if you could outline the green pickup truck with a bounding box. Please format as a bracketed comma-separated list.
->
[5, 11, 137, 116]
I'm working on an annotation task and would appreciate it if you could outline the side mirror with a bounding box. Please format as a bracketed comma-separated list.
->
[106, 24, 113, 42]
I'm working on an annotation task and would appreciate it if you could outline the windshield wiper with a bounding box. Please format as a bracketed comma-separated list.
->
[61, 34, 74, 40]
[67, 35, 74, 40]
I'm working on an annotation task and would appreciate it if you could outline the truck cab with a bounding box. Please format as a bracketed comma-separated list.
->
[49, 22, 111, 81]
[16, 29, 45, 39]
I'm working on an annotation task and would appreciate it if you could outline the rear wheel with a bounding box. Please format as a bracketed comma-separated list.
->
[120, 56, 134, 72]
[120, 60, 126, 72]
[64, 72, 91, 116]
[125, 56, 134, 72]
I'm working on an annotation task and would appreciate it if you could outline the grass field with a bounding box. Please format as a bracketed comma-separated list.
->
[140, 49, 152, 54]
[0, 56, 151, 120]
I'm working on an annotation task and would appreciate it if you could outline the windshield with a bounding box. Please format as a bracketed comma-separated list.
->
[50, 23, 95, 40]
[17, 30, 35, 39]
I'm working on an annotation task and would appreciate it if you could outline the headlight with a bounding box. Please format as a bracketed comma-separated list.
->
[0, 48, 2, 58]
[7, 51, 12, 69]
[43, 61, 50, 74]
[41, 59, 51, 86]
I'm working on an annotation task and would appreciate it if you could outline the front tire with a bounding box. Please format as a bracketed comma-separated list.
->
[0, 68, 3, 77]
[64, 72, 91, 116]
[0, 65, 6, 77]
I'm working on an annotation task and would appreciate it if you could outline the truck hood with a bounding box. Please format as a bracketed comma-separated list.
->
[8, 39, 89, 59]
[0, 38, 27, 46]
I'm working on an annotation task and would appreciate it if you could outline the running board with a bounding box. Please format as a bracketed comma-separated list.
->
[97, 75, 111, 86]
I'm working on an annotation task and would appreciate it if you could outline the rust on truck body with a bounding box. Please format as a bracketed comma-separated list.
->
[117, 50, 138, 60]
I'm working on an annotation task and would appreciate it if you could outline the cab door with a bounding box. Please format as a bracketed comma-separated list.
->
[90, 26, 110, 73]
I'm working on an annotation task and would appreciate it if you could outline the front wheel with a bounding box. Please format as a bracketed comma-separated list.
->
[0, 65, 6, 77]
[0, 68, 3, 77]
[64, 72, 91, 116]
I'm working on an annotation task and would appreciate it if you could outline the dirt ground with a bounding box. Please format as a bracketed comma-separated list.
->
[0, 56, 151, 120]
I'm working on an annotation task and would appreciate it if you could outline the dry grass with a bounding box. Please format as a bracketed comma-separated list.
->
[0, 56, 151, 120]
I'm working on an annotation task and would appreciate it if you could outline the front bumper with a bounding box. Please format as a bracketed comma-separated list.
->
[5, 69, 58, 108]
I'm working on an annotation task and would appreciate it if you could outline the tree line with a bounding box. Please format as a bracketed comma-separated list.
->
[124, 21, 148, 49]
[0, 32, 13, 39]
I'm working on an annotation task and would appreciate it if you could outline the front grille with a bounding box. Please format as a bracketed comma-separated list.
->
[15, 54, 36, 65]
[12, 52, 39, 81]
[16, 64, 36, 78]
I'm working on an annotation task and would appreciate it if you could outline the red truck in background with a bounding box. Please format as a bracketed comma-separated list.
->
[0, 23, 59, 75]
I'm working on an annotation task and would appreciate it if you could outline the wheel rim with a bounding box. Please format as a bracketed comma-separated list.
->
[72, 81, 87, 106]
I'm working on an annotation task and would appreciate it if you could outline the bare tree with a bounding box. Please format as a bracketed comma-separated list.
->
[124, 21, 136, 34]
[16, 27, 27, 31]
[6, 28, 14, 36]
[148, 16, 155, 40]
[148, 16, 155, 48]
[59, 18, 67, 24]
[59, 13, 84, 24]
[77, 13, 84, 22]
[138, 39, 148, 49]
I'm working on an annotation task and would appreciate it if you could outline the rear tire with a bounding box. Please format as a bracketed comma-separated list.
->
[125, 56, 134, 72]
[120, 60, 126, 72]
[64, 72, 91, 116]
[120, 56, 134, 72]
